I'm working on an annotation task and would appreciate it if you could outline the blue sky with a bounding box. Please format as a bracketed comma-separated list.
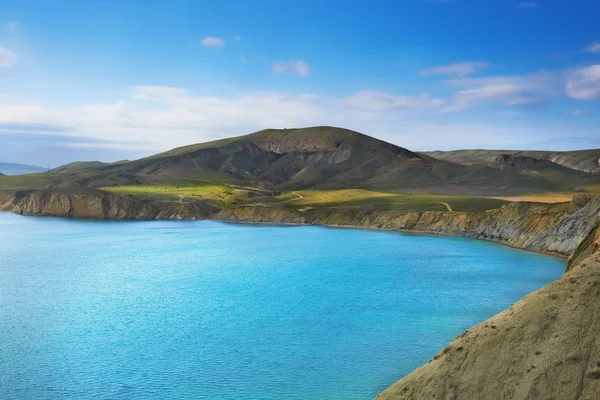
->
[1, 0, 600, 166]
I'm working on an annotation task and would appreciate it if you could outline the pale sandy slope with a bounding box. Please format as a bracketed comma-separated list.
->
[376, 223, 600, 400]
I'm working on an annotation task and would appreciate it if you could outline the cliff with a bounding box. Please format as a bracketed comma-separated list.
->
[216, 195, 600, 257]
[0, 189, 215, 220]
[3, 188, 600, 399]
[376, 222, 600, 400]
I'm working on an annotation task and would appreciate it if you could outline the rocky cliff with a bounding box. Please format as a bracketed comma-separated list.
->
[217, 195, 600, 258]
[0, 189, 215, 220]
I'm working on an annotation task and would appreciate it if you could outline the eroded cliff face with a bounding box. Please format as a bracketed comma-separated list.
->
[1, 189, 215, 220]
[216, 205, 306, 224]
[216, 195, 600, 257]
[376, 222, 600, 400]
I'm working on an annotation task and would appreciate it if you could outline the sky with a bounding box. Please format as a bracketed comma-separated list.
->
[1, 0, 600, 167]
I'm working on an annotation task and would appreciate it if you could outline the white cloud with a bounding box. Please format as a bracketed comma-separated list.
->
[273, 60, 311, 77]
[420, 62, 488, 77]
[565, 64, 600, 100]
[0, 87, 446, 152]
[344, 91, 444, 111]
[584, 41, 600, 54]
[201, 37, 224, 48]
[0, 48, 16, 67]
[518, 2, 539, 8]
[2, 85, 599, 153]
[234, 35, 241, 40]
[443, 72, 559, 111]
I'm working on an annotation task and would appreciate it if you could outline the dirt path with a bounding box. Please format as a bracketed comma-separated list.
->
[437, 202, 453, 211]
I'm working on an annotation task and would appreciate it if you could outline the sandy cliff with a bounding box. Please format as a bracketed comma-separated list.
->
[376, 221, 600, 400]
[217, 195, 600, 257]
[0, 189, 215, 220]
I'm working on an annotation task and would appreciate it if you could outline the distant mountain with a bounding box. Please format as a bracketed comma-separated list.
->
[422, 149, 600, 174]
[51, 161, 127, 173]
[0, 162, 46, 176]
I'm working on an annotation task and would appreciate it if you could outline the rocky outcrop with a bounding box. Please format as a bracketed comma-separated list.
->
[216, 195, 600, 258]
[5, 189, 599, 257]
[493, 153, 543, 169]
[1, 189, 215, 220]
[376, 222, 600, 400]
[216, 205, 306, 224]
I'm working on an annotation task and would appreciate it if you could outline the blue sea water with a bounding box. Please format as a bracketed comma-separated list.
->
[0, 212, 565, 399]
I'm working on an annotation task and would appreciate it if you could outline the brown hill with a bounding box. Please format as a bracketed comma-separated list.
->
[423, 149, 600, 174]
[3, 127, 600, 196]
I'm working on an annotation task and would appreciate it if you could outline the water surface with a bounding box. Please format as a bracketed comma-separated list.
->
[0, 213, 565, 399]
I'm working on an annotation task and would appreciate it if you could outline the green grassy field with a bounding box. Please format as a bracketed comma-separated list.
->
[100, 183, 510, 213]
[0, 173, 60, 191]
[4, 172, 591, 213]
[102, 179, 251, 206]
[247, 189, 509, 212]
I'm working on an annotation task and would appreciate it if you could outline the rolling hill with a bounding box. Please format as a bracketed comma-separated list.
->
[423, 149, 600, 174]
[2, 127, 600, 197]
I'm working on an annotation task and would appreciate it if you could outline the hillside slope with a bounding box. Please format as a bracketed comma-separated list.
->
[424, 149, 600, 174]
[3, 127, 599, 196]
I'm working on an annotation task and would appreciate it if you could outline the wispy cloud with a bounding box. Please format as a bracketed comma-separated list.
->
[443, 71, 559, 111]
[2, 85, 599, 155]
[200, 37, 224, 48]
[345, 91, 444, 111]
[565, 64, 600, 100]
[273, 60, 311, 77]
[584, 41, 600, 54]
[0, 87, 447, 152]
[518, 2, 539, 8]
[0, 48, 16, 67]
[420, 62, 488, 78]
[568, 110, 589, 116]
[234, 35, 241, 41]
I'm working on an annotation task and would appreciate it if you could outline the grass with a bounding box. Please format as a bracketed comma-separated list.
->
[102, 179, 250, 206]
[248, 189, 509, 212]
[490, 193, 574, 203]
[99, 184, 510, 212]
[0, 173, 60, 191]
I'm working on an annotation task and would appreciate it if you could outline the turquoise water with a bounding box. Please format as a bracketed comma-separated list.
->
[0, 212, 565, 400]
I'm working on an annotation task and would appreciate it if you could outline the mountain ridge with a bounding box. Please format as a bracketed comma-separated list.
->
[423, 149, 600, 174]
[5, 126, 599, 197]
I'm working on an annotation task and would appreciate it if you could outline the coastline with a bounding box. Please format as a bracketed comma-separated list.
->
[2, 188, 600, 398]
[213, 217, 569, 260]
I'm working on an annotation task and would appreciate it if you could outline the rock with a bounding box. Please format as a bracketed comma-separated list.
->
[3, 189, 215, 220]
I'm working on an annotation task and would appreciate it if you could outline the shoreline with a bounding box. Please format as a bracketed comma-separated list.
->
[213, 217, 569, 261]
[1, 208, 569, 261]
[3, 194, 600, 398]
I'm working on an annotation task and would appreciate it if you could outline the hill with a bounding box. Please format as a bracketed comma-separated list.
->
[0, 162, 46, 176]
[423, 149, 600, 174]
[2, 127, 600, 197]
